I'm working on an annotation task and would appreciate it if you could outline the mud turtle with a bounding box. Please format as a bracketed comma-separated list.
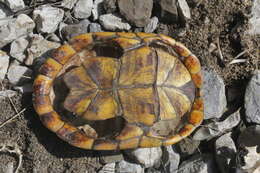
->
[33, 32, 203, 150]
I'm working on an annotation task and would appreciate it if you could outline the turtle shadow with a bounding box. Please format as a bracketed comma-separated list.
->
[21, 94, 123, 159]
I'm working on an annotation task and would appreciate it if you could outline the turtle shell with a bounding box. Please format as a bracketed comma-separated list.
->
[33, 32, 203, 150]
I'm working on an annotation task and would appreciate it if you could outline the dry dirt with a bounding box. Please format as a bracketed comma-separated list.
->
[0, 0, 259, 172]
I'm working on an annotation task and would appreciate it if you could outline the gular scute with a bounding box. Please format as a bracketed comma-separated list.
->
[33, 32, 204, 150]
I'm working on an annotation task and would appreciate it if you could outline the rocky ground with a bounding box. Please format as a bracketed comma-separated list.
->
[0, 0, 259, 173]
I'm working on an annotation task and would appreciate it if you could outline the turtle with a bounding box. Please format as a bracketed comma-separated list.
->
[33, 32, 203, 150]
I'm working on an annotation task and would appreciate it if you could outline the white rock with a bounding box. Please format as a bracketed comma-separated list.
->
[7, 63, 32, 85]
[0, 14, 35, 48]
[61, 0, 77, 9]
[215, 133, 237, 173]
[74, 0, 93, 19]
[248, 0, 260, 35]
[125, 147, 162, 168]
[89, 23, 102, 32]
[177, 154, 216, 173]
[99, 14, 131, 31]
[33, 5, 64, 33]
[163, 146, 180, 173]
[202, 68, 227, 119]
[117, 160, 144, 173]
[10, 37, 29, 62]
[193, 109, 241, 140]
[245, 70, 260, 124]
[0, 90, 17, 100]
[92, 0, 105, 21]
[3, 0, 25, 11]
[177, 0, 191, 20]
[26, 34, 60, 66]
[98, 163, 115, 173]
[144, 17, 159, 33]
[0, 50, 10, 80]
[238, 125, 260, 171]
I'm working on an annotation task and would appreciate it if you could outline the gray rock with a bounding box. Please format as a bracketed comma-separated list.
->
[248, 0, 260, 35]
[177, 0, 191, 21]
[202, 68, 227, 119]
[118, 0, 153, 27]
[125, 147, 162, 168]
[238, 125, 260, 171]
[160, 0, 178, 22]
[13, 83, 33, 93]
[0, 14, 35, 48]
[3, 0, 25, 11]
[116, 160, 144, 173]
[177, 154, 217, 173]
[61, 19, 90, 40]
[0, 90, 17, 100]
[10, 37, 29, 63]
[92, 0, 105, 21]
[89, 23, 102, 32]
[99, 163, 115, 173]
[99, 152, 124, 164]
[245, 71, 260, 124]
[144, 17, 159, 33]
[163, 146, 180, 173]
[61, 0, 77, 9]
[74, 0, 93, 19]
[33, 5, 64, 33]
[193, 109, 241, 140]
[0, 2, 12, 18]
[26, 34, 60, 66]
[7, 63, 32, 85]
[176, 137, 200, 156]
[215, 133, 237, 173]
[99, 14, 131, 31]
[0, 50, 10, 80]
[103, 0, 116, 13]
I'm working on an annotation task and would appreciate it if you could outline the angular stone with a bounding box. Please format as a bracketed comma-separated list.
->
[99, 152, 124, 164]
[248, 0, 260, 35]
[177, 154, 217, 173]
[238, 125, 260, 171]
[125, 147, 162, 168]
[177, 0, 191, 21]
[10, 37, 29, 62]
[99, 14, 131, 31]
[26, 34, 60, 66]
[103, 0, 116, 13]
[193, 109, 241, 140]
[13, 83, 33, 93]
[162, 146, 180, 173]
[61, 19, 90, 40]
[245, 71, 260, 124]
[118, 0, 153, 27]
[215, 133, 237, 173]
[89, 23, 102, 32]
[92, 0, 105, 21]
[0, 14, 35, 48]
[202, 68, 227, 119]
[144, 17, 159, 33]
[98, 163, 115, 173]
[74, 0, 93, 19]
[7, 63, 32, 85]
[176, 137, 200, 156]
[160, 0, 178, 22]
[0, 2, 12, 18]
[0, 50, 10, 80]
[33, 5, 64, 33]
[61, 0, 78, 9]
[117, 160, 144, 173]
[3, 0, 25, 11]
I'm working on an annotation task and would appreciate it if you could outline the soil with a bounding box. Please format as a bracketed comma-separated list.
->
[0, 0, 259, 172]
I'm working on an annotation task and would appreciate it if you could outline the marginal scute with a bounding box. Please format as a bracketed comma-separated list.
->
[172, 42, 191, 58]
[39, 58, 62, 78]
[163, 134, 182, 146]
[33, 95, 53, 115]
[69, 33, 93, 51]
[112, 37, 141, 50]
[117, 32, 137, 38]
[93, 140, 118, 150]
[119, 138, 139, 149]
[33, 75, 52, 96]
[184, 54, 201, 74]
[116, 124, 143, 140]
[52, 44, 76, 65]
[189, 110, 203, 126]
[40, 111, 64, 132]
[94, 32, 117, 40]
[136, 32, 156, 38]
[139, 136, 162, 147]
[67, 131, 94, 149]
[179, 124, 194, 138]
[191, 72, 203, 88]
